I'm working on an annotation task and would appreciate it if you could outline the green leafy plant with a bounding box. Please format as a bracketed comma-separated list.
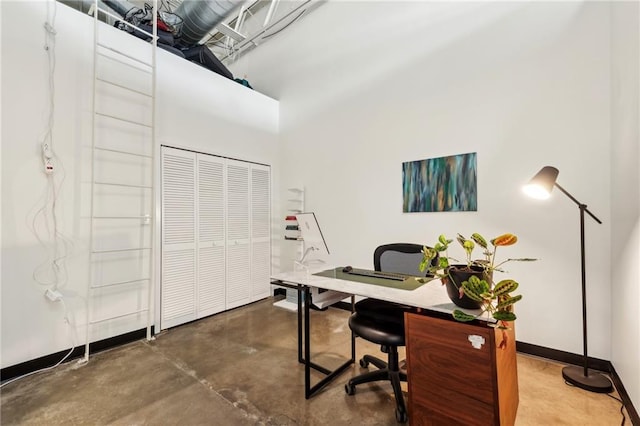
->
[419, 233, 536, 327]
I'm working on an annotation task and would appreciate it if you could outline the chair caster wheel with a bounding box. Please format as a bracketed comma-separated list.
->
[359, 358, 369, 368]
[345, 383, 355, 395]
[395, 408, 408, 423]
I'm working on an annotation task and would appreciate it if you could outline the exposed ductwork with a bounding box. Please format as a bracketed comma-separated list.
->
[60, 0, 317, 79]
[175, 0, 245, 46]
[102, 0, 138, 17]
[60, 0, 135, 16]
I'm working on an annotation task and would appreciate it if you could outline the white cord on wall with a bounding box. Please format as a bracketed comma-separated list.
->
[7, 0, 81, 387]
[42, 0, 57, 175]
[27, 0, 73, 293]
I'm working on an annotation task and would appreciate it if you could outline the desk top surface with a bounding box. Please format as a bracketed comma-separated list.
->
[271, 266, 488, 320]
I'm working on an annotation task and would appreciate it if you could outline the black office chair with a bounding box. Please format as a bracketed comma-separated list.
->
[344, 243, 433, 423]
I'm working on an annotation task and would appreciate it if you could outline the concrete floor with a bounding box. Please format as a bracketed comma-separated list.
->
[1, 297, 627, 425]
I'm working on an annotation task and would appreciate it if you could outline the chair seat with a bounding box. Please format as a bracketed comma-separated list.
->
[349, 312, 405, 347]
[354, 298, 414, 326]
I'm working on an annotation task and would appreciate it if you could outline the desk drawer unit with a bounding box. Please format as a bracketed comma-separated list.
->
[405, 313, 518, 426]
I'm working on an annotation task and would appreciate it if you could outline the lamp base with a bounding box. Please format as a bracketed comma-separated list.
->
[562, 365, 613, 393]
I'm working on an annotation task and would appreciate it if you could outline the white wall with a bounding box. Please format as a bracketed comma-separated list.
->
[1, 1, 279, 368]
[610, 1, 640, 411]
[231, 1, 614, 359]
[2, 0, 93, 369]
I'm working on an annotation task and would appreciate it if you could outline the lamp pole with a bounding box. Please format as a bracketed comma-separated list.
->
[579, 204, 588, 378]
[524, 166, 613, 393]
[553, 183, 611, 393]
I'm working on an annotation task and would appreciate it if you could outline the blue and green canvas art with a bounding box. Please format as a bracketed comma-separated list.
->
[402, 152, 477, 212]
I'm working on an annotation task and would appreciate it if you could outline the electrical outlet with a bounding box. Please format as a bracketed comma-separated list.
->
[45, 288, 63, 302]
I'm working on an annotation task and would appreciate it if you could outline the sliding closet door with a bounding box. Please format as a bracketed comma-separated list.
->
[161, 148, 271, 329]
[161, 148, 196, 329]
[251, 164, 271, 301]
[226, 159, 251, 309]
[196, 154, 226, 318]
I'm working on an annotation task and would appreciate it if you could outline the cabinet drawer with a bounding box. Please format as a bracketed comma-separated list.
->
[406, 314, 497, 405]
[410, 387, 495, 426]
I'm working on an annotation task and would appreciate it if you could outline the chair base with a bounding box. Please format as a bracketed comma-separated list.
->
[345, 352, 408, 423]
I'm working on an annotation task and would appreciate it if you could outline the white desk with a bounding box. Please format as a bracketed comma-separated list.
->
[270, 267, 485, 398]
[272, 268, 484, 313]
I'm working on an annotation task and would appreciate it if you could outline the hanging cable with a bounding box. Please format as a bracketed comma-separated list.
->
[9, 0, 80, 387]
[27, 0, 74, 292]
[42, 0, 57, 172]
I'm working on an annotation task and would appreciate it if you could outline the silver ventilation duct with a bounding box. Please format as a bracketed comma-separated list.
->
[176, 0, 245, 46]
[60, 0, 135, 16]
[102, 0, 139, 17]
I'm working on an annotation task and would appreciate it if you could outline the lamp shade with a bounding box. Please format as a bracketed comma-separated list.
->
[523, 166, 559, 199]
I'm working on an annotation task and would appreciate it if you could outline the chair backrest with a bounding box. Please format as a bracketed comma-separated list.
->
[373, 243, 434, 276]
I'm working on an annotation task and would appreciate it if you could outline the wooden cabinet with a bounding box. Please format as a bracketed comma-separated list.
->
[405, 313, 518, 426]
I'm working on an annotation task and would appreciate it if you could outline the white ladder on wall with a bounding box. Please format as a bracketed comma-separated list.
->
[83, 0, 157, 362]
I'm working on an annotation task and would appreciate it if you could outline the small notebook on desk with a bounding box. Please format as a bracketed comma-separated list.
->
[314, 267, 432, 291]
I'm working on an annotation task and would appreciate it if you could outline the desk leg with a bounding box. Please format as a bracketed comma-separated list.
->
[304, 285, 312, 399]
[297, 284, 303, 364]
[295, 284, 355, 399]
[351, 295, 355, 362]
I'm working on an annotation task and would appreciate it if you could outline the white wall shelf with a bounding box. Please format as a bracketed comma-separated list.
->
[274, 187, 305, 311]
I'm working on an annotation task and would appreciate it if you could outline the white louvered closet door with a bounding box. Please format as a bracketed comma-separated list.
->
[251, 165, 271, 301]
[226, 159, 251, 309]
[196, 154, 226, 318]
[161, 147, 196, 329]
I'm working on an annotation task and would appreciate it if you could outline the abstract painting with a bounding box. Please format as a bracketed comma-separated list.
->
[402, 152, 477, 212]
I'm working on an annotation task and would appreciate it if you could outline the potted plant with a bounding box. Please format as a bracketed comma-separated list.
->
[419, 233, 536, 327]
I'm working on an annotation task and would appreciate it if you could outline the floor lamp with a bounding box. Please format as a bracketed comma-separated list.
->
[523, 166, 613, 393]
